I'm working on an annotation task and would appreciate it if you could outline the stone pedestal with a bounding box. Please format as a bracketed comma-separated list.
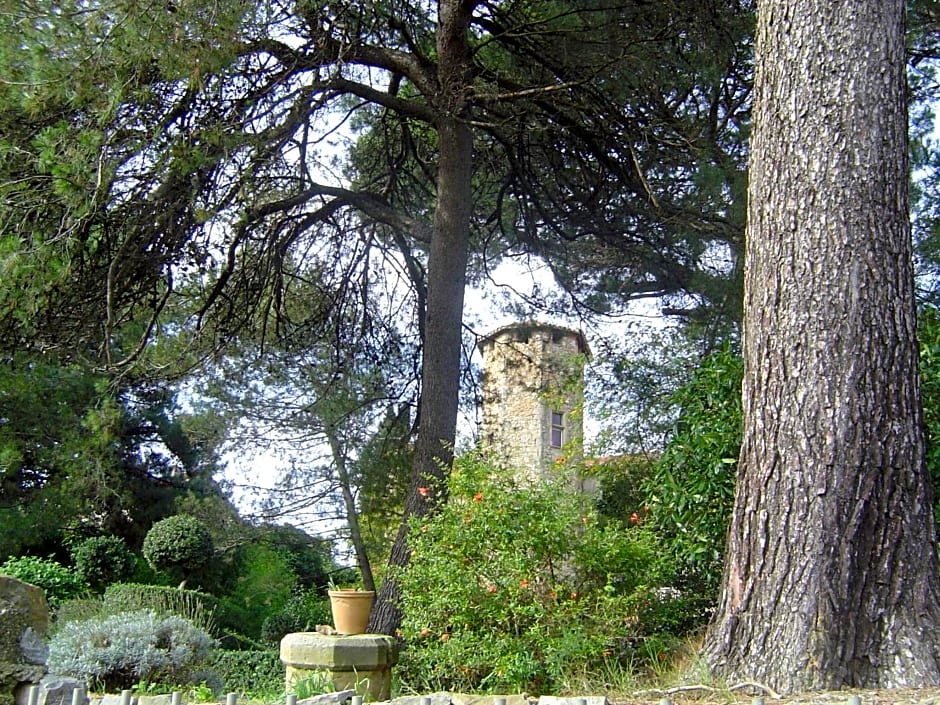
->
[280, 633, 397, 701]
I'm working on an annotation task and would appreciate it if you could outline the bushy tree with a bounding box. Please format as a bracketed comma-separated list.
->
[259, 524, 332, 592]
[644, 345, 742, 593]
[215, 543, 296, 642]
[0, 354, 227, 560]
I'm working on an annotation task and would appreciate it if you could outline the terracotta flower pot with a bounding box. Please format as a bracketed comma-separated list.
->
[328, 589, 375, 635]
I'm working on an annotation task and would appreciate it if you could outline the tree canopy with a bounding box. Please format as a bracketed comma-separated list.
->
[0, 354, 222, 558]
[0, 0, 753, 362]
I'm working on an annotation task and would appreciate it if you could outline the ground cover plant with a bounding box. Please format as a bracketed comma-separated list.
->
[47, 609, 215, 692]
[50, 584, 301, 700]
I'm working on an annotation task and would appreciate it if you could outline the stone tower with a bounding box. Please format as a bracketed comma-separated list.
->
[477, 322, 591, 481]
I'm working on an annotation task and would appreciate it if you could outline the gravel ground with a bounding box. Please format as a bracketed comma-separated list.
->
[613, 686, 940, 705]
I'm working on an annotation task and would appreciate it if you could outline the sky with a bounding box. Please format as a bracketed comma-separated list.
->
[216, 252, 669, 550]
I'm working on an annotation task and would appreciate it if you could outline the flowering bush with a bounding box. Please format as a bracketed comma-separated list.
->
[397, 452, 670, 694]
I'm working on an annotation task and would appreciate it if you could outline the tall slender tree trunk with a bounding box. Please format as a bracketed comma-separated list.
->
[702, 0, 940, 692]
[369, 0, 475, 635]
[326, 428, 376, 593]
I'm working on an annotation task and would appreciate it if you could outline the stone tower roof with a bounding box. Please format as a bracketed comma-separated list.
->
[477, 321, 592, 358]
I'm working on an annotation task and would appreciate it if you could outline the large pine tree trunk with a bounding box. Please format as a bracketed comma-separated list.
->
[702, 0, 940, 692]
[369, 0, 475, 636]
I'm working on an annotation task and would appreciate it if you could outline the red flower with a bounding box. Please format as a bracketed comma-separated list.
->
[418, 487, 429, 497]
[520, 579, 529, 588]
[487, 584, 497, 593]
[630, 512, 640, 524]
[473, 492, 483, 502]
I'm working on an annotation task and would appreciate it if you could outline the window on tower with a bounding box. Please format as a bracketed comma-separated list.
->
[550, 411, 564, 448]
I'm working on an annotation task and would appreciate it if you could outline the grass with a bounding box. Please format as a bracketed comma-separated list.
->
[552, 634, 745, 705]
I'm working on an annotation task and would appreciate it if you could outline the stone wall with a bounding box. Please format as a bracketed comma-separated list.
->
[0, 577, 49, 705]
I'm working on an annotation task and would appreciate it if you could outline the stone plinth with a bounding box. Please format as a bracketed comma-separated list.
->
[280, 633, 397, 701]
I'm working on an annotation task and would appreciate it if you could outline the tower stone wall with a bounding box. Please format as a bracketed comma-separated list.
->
[478, 322, 590, 482]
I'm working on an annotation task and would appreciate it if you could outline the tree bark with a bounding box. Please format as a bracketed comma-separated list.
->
[369, 0, 476, 636]
[702, 0, 940, 692]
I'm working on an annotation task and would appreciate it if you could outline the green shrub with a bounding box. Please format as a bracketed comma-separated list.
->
[644, 345, 742, 593]
[259, 524, 332, 591]
[918, 305, 940, 530]
[47, 609, 215, 691]
[397, 452, 669, 694]
[259, 613, 297, 647]
[54, 597, 108, 626]
[260, 590, 332, 645]
[214, 543, 296, 641]
[209, 649, 283, 697]
[591, 455, 658, 525]
[103, 583, 218, 635]
[626, 587, 714, 638]
[143, 515, 214, 586]
[0, 555, 88, 607]
[71, 536, 136, 591]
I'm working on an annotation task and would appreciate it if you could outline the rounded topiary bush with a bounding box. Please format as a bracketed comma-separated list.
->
[0, 555, 88, 607]
[143, 515, 213, 584]
[72, 536, 136, 591]
[48, 608, 216, 691]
